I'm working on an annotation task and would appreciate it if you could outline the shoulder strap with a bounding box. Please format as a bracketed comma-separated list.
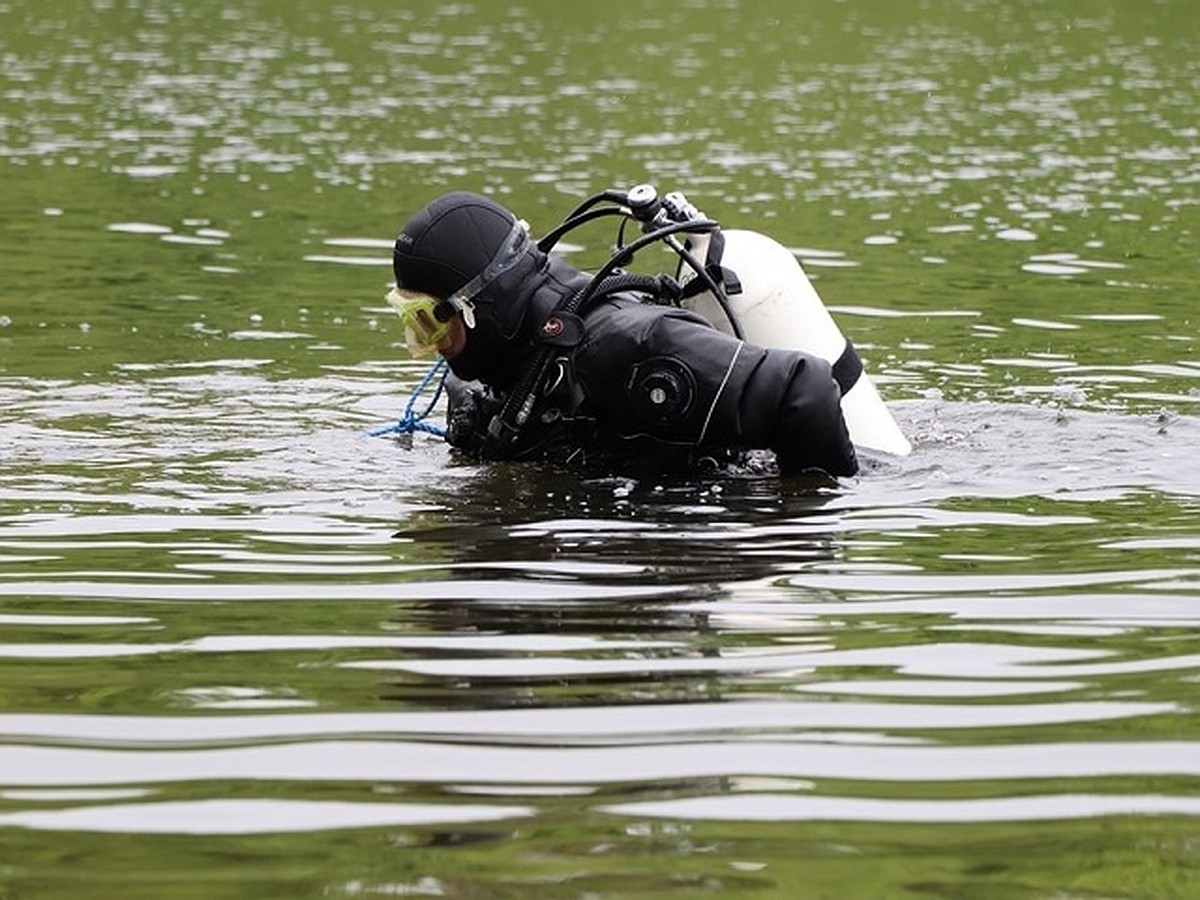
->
[679, 229, 742, 300]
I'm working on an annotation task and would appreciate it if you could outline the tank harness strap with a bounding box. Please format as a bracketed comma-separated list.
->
[679, 228, 742, 300]
[831, 339, 863, 396]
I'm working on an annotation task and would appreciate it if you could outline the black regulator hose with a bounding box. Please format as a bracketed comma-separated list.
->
[537, 191, 737, 334]
[536, 206, 628, 254]
[563, 188, 635, 221]
[669, 234, 745, 340]
[579, 218, 720, 300]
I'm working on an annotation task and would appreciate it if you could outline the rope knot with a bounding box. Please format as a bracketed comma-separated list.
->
[368, 359, 449, 439]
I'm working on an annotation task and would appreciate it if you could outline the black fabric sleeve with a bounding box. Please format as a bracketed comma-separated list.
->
[576, 303, 858, 477]
[723, 343, 859, 477]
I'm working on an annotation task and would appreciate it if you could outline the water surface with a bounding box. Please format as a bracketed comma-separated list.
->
[2, 0, 1199, 897]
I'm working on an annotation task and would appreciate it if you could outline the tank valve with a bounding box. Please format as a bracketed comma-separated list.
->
[625, 184, 662, 223]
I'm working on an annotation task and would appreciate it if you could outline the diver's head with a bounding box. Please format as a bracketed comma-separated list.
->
[390, 191, 541, 385]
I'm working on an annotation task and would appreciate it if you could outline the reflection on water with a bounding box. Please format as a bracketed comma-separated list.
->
[3, 0, 1200, 895]
[4, 384, 1200, 889]
[3, 371, 1199, 823]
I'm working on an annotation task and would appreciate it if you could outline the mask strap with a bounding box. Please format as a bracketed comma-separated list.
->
[434, 220, 529, 328]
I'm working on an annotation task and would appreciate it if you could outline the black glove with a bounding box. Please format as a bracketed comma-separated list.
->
[444, 376, 504, 455]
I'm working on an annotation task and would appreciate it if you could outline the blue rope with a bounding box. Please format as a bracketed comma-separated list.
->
[368, 359, 449, 438]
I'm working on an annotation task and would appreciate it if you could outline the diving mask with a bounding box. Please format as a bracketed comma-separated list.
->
[385, 286, 473, 357]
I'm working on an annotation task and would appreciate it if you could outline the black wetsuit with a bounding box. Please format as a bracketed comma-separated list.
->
[443, 265, 857, 476]
[392, 190, 858, 478]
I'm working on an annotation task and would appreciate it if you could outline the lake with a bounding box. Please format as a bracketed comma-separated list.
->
[2, 0, 1199, 896]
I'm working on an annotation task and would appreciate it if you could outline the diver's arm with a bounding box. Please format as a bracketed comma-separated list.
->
[578, 306, 858, 476]
[732, 347, 858, 477]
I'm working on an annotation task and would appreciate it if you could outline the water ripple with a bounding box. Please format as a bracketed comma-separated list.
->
[0, 699, 1173, 749]
[0, 799, 532, 835]
[601, 793, 1200, 824]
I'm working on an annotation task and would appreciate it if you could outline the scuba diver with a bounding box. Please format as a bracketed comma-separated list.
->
[386, 187, 878, 478]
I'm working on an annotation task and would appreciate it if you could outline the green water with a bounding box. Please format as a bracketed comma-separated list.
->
[3, 0, 1200, 897]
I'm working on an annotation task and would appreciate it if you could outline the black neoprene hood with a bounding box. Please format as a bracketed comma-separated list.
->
[393, 191, 555, 385]
[392, 191, 519, 299]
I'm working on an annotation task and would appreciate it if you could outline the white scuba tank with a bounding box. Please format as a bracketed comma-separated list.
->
[679, 228, 911, 457]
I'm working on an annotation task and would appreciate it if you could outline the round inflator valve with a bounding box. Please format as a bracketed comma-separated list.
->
[628, 357, 697, 425]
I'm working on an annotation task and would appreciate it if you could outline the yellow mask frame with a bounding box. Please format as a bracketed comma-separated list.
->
[385, 286, 457, 357]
